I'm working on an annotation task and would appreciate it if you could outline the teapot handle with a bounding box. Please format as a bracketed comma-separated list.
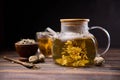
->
[89, 26, 111, 57]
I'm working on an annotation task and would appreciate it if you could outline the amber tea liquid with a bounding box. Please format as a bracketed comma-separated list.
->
[53, 37, 97, 67]
[37, 37, 53, 57]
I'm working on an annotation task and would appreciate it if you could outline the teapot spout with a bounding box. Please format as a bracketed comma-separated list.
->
[45, 27, 58, 38]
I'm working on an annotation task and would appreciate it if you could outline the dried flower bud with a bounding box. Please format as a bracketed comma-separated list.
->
[17, 39, 36, 45]
[38, 54, 45, 63]
[94, 56, 105, 66]
[29, 55, 39, 63]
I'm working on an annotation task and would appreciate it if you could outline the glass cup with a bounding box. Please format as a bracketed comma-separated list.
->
[36, 32, 53, 58]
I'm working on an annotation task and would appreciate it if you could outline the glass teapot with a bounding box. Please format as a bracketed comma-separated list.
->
[46, 19, 110, 67]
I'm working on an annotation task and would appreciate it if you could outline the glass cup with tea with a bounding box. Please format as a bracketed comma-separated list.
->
[36, 32, 53, 58]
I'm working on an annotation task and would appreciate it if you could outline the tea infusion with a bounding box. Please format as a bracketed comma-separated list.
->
[37, 37, 53, 57]
[53, 37, 97, 67]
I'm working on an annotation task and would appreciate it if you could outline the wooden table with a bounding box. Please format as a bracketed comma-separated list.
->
[0, 48, 120, 80]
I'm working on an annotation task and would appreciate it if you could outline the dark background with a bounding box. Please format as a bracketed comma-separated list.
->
[0, 0, 120, 51]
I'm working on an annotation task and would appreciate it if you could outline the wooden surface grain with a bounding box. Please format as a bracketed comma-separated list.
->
[0, 48, 120, 80]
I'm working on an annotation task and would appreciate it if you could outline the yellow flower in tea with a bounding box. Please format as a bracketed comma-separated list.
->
[56, 40, 89, 67]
